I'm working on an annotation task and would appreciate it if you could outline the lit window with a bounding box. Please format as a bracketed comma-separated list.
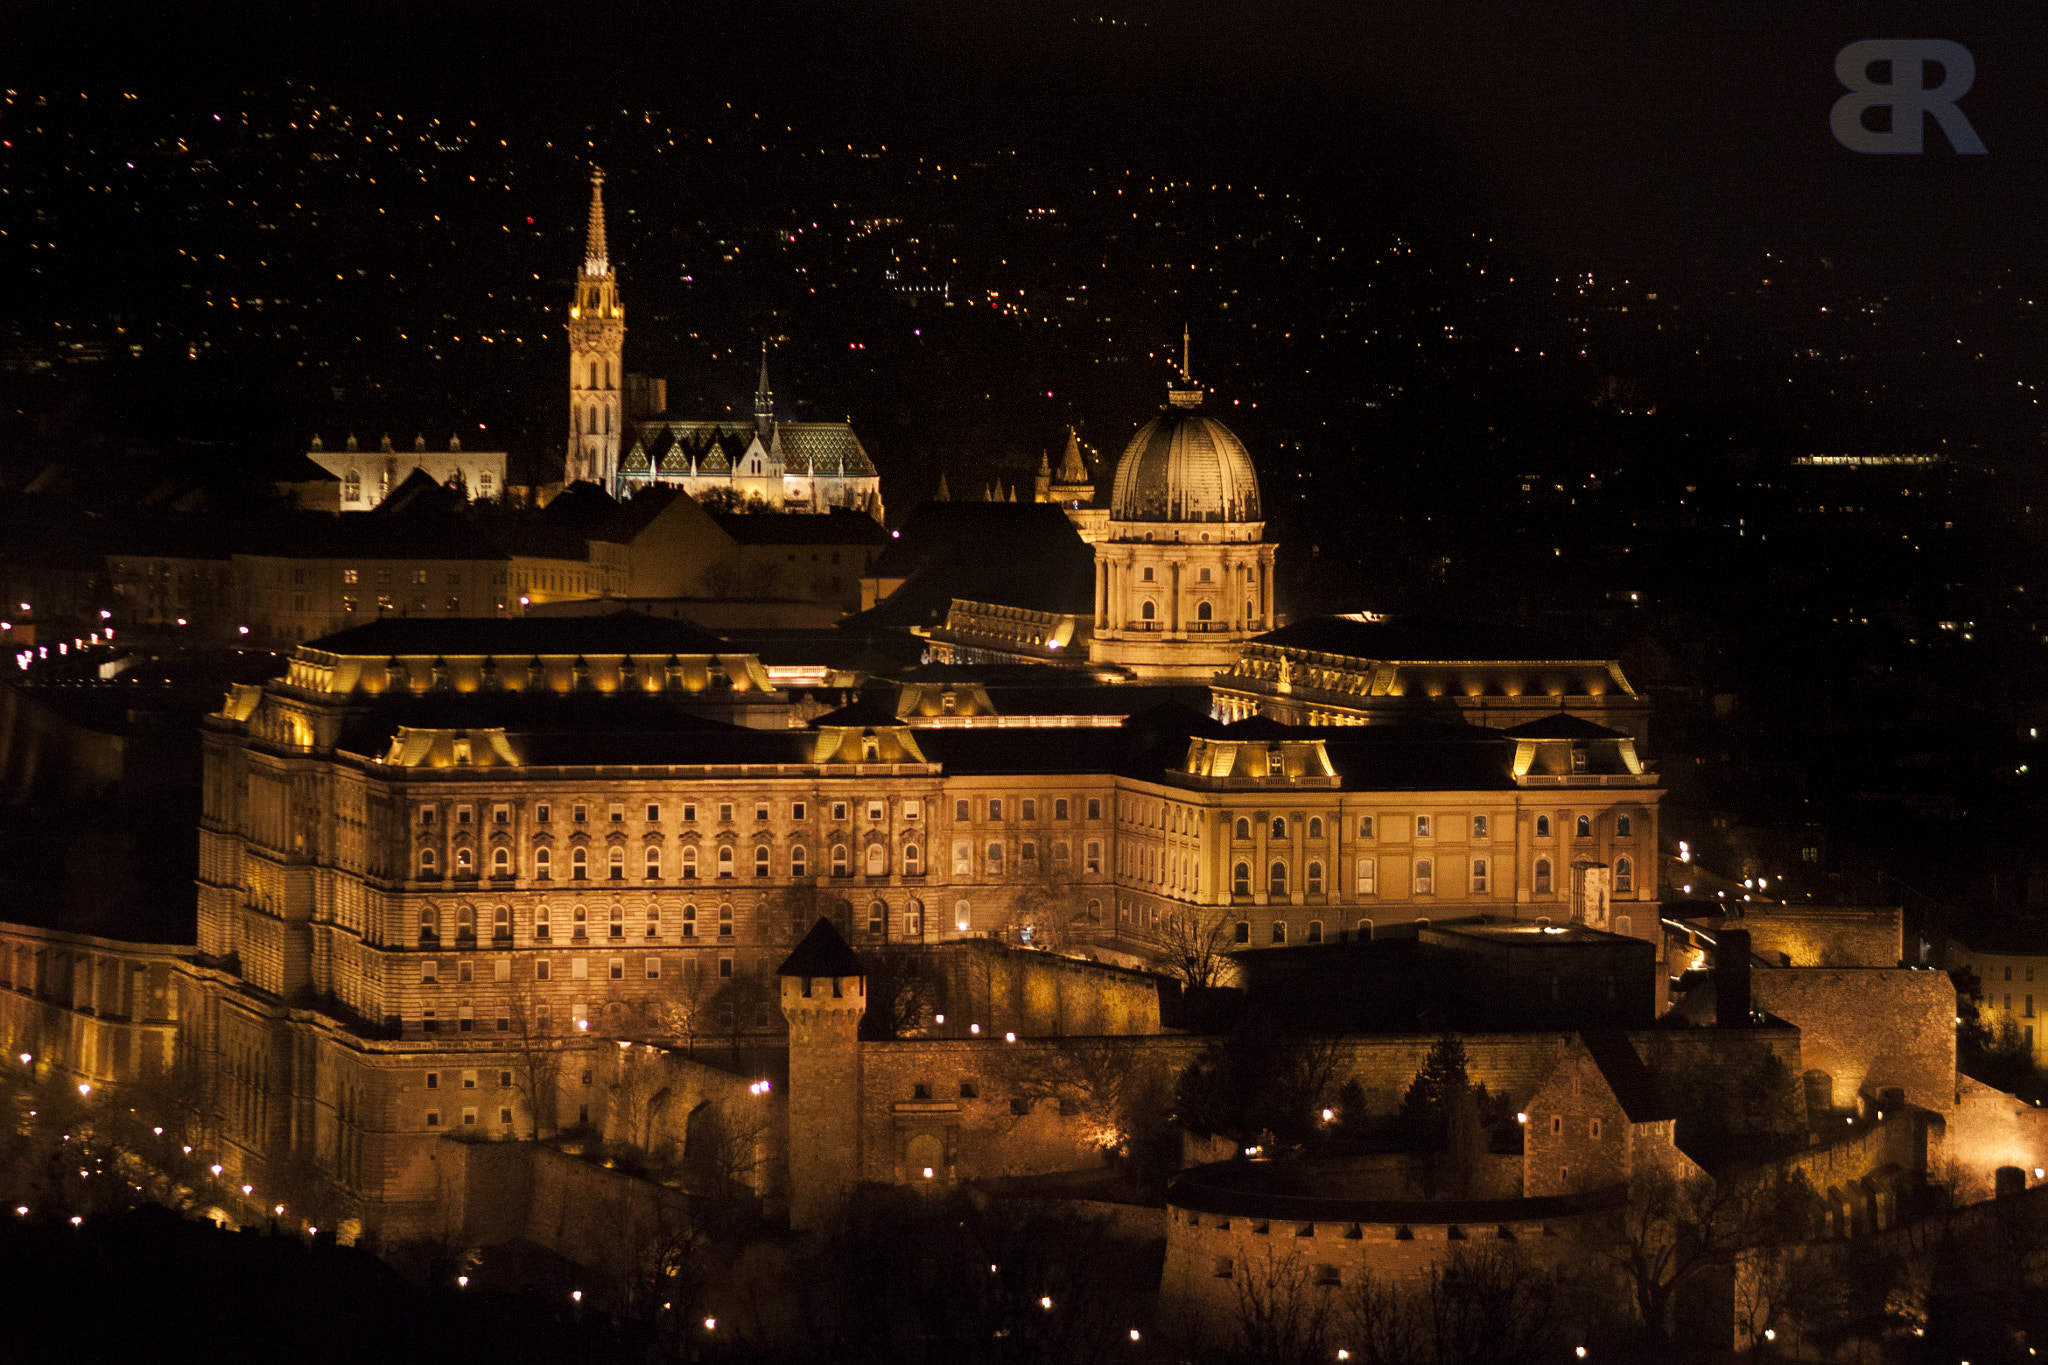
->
[1414, 859, 1434, 895]
[1416, 815, 1431, 838]
[1615, 857, 1633, 894]
[717, 846, 734, 878]
[1471, 858, 1489, 893]
[1355, 857, 1376, 896]
[903, 843, 920, 875]
[1472, 815, 1488, 839]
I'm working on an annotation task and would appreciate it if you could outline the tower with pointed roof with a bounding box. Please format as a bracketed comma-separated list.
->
[754, 341, 775, 440]
[565, 167, 625, 493]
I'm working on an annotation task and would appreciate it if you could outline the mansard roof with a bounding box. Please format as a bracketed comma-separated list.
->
[307, 608, 726, 659]
[1255, 615, 1607, 664]
[1500, 712, 1632, 741]
[708, 508, 890, 546]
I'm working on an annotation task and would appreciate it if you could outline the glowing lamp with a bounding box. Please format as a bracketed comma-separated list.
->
[571, 1290, 582, 1303]
[1040, 1296, 1053, 1310]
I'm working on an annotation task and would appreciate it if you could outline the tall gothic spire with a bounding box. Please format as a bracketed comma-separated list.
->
[1180, 322, 1193, 384]
[754, 339, 774, 437]
[584, 166, 610, 275]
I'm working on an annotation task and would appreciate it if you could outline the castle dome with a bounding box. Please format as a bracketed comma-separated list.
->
[1108, 387, 1262, 524]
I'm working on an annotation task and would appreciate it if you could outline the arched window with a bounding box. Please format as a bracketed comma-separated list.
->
[589, 360, 598, 389]
[493, 905, 510, 940]
[1357, 918, 1374, 940]
[1234, 921, 1250, 944]
[682, 904, 697, 938]
[903, 843, 920, 876]
[455, 848, 473, 876]
[1535, 858, 1553, 894]
[609, 904, 624, 939]
[1272, 921, 1288, 944]
[1235, 817, 1251, 840]
[571, 847, 588, 880]
[1141, 600, 1156, 621]
[608, 847, 625, 880]
[1576, 815, 1592, 839]
[756, 846, 771, 878]
[681, 846, 698, 879]
[791, 845, 808, 877]
[535, 905, 551, 940]
[457, 905, 475, 941]
[1307, 920, 1324, 944]
[868, 901, 887, 937]
[1271, 817, 1287, 840]
[645, 847, 661, 880]
[717, 846, 734, 878]
[1268, 861, 1289, 896]
[1308, 817, 1323, 839]
[535, 847, 551, 880]
[420, 848, 438, 877]
[954, 899, 973, 931]
[490, 847, 510, 876]
[866, 844, 886, 876]
[905, 900, 925, 936]
[1359, 816, 1375, 838]
[645, 903, 660, 937]
[572, 904, 588, 939]
[419, 905, 439, 942]
[1307, 861, 1324, 894]
[1233, 862, 1251, 896]
[1615, 914, 1632, 939]
[1414, 859, 1434, 895]
[718, 904, 734, 937]
[831, 844, 849, 876]
[343, 469, 361, 503]
[1197, 600, 1213, 621]
[1615, 856, 1634, 894]
[986, 842, 1005, 872]
[1616, 814, 1633, 838]
[1535, 816, 1551, 839]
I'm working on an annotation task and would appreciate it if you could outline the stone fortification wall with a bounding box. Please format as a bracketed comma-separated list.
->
[1733, 906, 1902, 968]
[919, 939, 1165, 1037]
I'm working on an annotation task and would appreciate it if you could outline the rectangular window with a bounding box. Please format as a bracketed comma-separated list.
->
[421, 960, 439, 984]
[1085, 841, 1102, 874]
[500, 1107, 513, 1125]
[536, 803, 551, 824]
[421, 806, 436, 827]
[902, 799, 919, 821]
[494, 959, 511, 983]
[573, 804, 587, 823]
[425, 1071, 439, 1089]
[1022, 798, 1037, 821]
[1356, 858, 1377, 895]
[1055, 798, 1069, 821]
[572, 958, 588, 980]
[610, 958, 625, 980]
[955, 799, 971, 821]
[646, 957, 661, 979]
[719, 957, 734, 979]
[831, 802, 848, 821]
[868, 801, 885, 822]
[1415, 815, 1431, 838]
[609, 803, 625, 823]
[462, 1070, 477, 1090]
[426, 1110, 441, 1128]
[1471, 858, 1489, 893]
[1087, 798, 1102, 820]
[683, 803, 697, 821]
[493, 804, 510, 825]
[536, 960, 551, 981]
[720, 803, 735, 822]
[1472, 814, 1488, 839]
[792, 802, 806, 821]
[647, 803, 661, 822]
[988, 799, 1003, 820]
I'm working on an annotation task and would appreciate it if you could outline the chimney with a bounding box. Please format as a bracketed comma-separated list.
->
[1716, 928, 1752, 1026]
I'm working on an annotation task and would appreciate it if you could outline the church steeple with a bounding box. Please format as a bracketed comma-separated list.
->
[565, 166, 626, 493]
[754, 340, 774, 439]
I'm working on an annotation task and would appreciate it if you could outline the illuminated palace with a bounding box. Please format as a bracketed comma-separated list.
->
[0, 604, 1662, 1235]
[563, 169, 882, 517]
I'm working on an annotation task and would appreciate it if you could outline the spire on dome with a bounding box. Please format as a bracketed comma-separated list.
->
[1181, 322, 1192, 384]
[583, 167, 610, 275]
[1167, 324, 1204, 408]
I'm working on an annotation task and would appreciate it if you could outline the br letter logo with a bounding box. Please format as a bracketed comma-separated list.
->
[1832, 39, 1987, 154]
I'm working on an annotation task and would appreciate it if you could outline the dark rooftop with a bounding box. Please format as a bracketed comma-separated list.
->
[1256, 615, 1604, 663]
[306, 608, 727, 658]
[777, 917, 866, 978]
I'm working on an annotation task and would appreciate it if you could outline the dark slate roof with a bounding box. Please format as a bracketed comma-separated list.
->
[1500, 713, 1630, 741]
[1580, 1030, 1678, 1123]
[306, 608, 727, 657]
[851, 507, 1095, 631]
[709, 508, 891, 546]
[808, 697, 906, 727]
[538, 481, 624, 535]
[1256, 616, 1600, 662]
[590, 484, 691, 545]
[777, 917, 865, 977]
[1319, 726, 1517, 790]
[372, 467, 467, 518]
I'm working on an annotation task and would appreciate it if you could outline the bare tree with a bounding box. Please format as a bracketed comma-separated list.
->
[505, 987, 564, 1139]
[859, 948, 943, 1040]
[1229, 1243, 1340, 1365]
[712, 968, 775, 1062]
[999, 827, 1091, 949]
[646, 957, 714, 1057]
[1001, 1036, 1143, 1144]
[684, 1094, 774, 1201]
[1607, 1161, 1815, 1344]
[1161, 903, 1240, 989]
